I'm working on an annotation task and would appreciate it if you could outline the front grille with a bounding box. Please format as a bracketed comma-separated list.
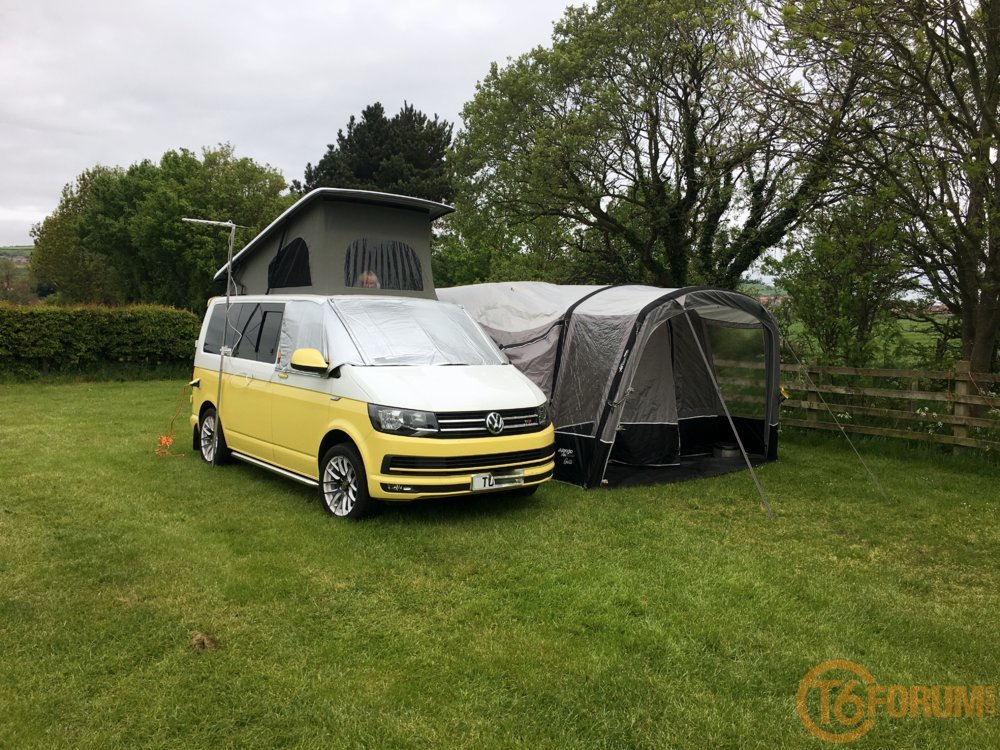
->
[382, 445, 556, 475]
[435, 408, 546, 438]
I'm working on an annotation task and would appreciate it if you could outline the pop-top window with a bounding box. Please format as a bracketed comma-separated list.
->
[267, 237, 311, 290]
[343, 238, 423, 291]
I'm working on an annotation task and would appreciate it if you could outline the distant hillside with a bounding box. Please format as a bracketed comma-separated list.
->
[740, 280, 787, 297]
[0, 245, 34, 265]
[0, 245, 32, 259]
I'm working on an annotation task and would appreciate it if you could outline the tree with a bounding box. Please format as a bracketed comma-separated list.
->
[767, 194, 913, 366]
[452, 0, 862, 289]
[432, 213, 581, 287]
[297, 102, 454, 203]
[29, 167, 121, 304]
[785, 0, 1000, 371]
[78, 145, 291, 310]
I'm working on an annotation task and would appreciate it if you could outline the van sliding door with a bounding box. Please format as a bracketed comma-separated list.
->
[218, 303, 283, 461]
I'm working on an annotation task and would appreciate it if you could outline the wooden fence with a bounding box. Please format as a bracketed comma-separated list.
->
[715, 360, 1000, 452]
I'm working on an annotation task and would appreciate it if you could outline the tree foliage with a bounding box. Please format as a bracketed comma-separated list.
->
[784, 0, 1000, 371]
[297, 102, 454, 203]
[29, 167, 120, 304]
[451, 0, 862, 288]
[767, 194, 912, 366]
[432, 213, 585, 287]
[76, 145, 291, 310]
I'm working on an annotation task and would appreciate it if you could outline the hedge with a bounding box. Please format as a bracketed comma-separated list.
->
[0, 304, 201, 376]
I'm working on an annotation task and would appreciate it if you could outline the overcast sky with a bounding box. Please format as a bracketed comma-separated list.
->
[0, 0, 576, 247]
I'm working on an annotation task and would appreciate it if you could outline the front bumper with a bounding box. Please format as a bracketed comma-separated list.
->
[361, 426, 556, 500]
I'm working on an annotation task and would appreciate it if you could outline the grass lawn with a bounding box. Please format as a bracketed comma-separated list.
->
[1, 380, 997, 749]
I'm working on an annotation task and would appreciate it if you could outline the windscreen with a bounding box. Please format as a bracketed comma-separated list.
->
[331, 298, 507, 366]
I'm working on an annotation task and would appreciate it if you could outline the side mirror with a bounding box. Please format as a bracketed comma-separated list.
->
[290, 348, 329, 374]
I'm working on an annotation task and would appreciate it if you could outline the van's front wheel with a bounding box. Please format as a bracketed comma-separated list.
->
[319, 445, 376, 519]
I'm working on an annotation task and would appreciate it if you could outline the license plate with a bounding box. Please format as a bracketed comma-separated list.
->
[471, 472, 524, 491]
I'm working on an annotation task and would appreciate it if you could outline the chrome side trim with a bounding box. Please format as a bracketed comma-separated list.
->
[231, 451, 318, 487]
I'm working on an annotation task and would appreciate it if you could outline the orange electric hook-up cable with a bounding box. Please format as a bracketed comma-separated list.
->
[155, 382, 192, 457]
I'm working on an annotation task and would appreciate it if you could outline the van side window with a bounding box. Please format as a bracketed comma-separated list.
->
[202, 305, 229, 354]
[344, 238, 424, 291]
[256, 306, 283, 363]
[203, 302, 284, 362]
[231, 304, 263, 360]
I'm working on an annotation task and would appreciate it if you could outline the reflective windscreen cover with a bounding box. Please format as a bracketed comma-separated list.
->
[277, 299, 336, 371]
[331, 298, 507, 366]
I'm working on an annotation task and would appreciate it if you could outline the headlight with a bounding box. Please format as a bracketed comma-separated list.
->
[537, 403, 550, 427]
[368, 404, 439, 436]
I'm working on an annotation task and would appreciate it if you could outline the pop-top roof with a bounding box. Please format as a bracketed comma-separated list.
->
[214, 188, 454, 282]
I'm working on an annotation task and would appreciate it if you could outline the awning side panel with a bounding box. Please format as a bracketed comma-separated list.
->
[672, 313, 722, 420]
[552, 312, 633, 433]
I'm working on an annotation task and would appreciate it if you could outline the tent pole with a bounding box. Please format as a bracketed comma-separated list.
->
[682, 311, 775, 521]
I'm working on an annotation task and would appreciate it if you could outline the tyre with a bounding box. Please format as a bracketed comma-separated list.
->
[199, 407, 231, 465]
[319, 444, 377, 519]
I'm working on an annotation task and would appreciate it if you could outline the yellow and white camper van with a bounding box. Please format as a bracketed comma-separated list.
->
[190, 294, 555, 519]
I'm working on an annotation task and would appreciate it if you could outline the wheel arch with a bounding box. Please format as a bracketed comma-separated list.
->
[318, 429, 359, 473]
[193, 400, 217, 451]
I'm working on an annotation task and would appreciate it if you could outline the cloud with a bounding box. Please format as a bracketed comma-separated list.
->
[0, 0, 572, 245]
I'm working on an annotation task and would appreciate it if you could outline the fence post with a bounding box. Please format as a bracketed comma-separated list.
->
[952, 360, 971, 453]
[807, 363, 819, 423]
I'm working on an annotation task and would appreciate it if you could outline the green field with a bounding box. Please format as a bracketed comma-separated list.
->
[776, 315, 963, 370]
[0, 246, 35, 304]
[1, 380, 998, 748]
